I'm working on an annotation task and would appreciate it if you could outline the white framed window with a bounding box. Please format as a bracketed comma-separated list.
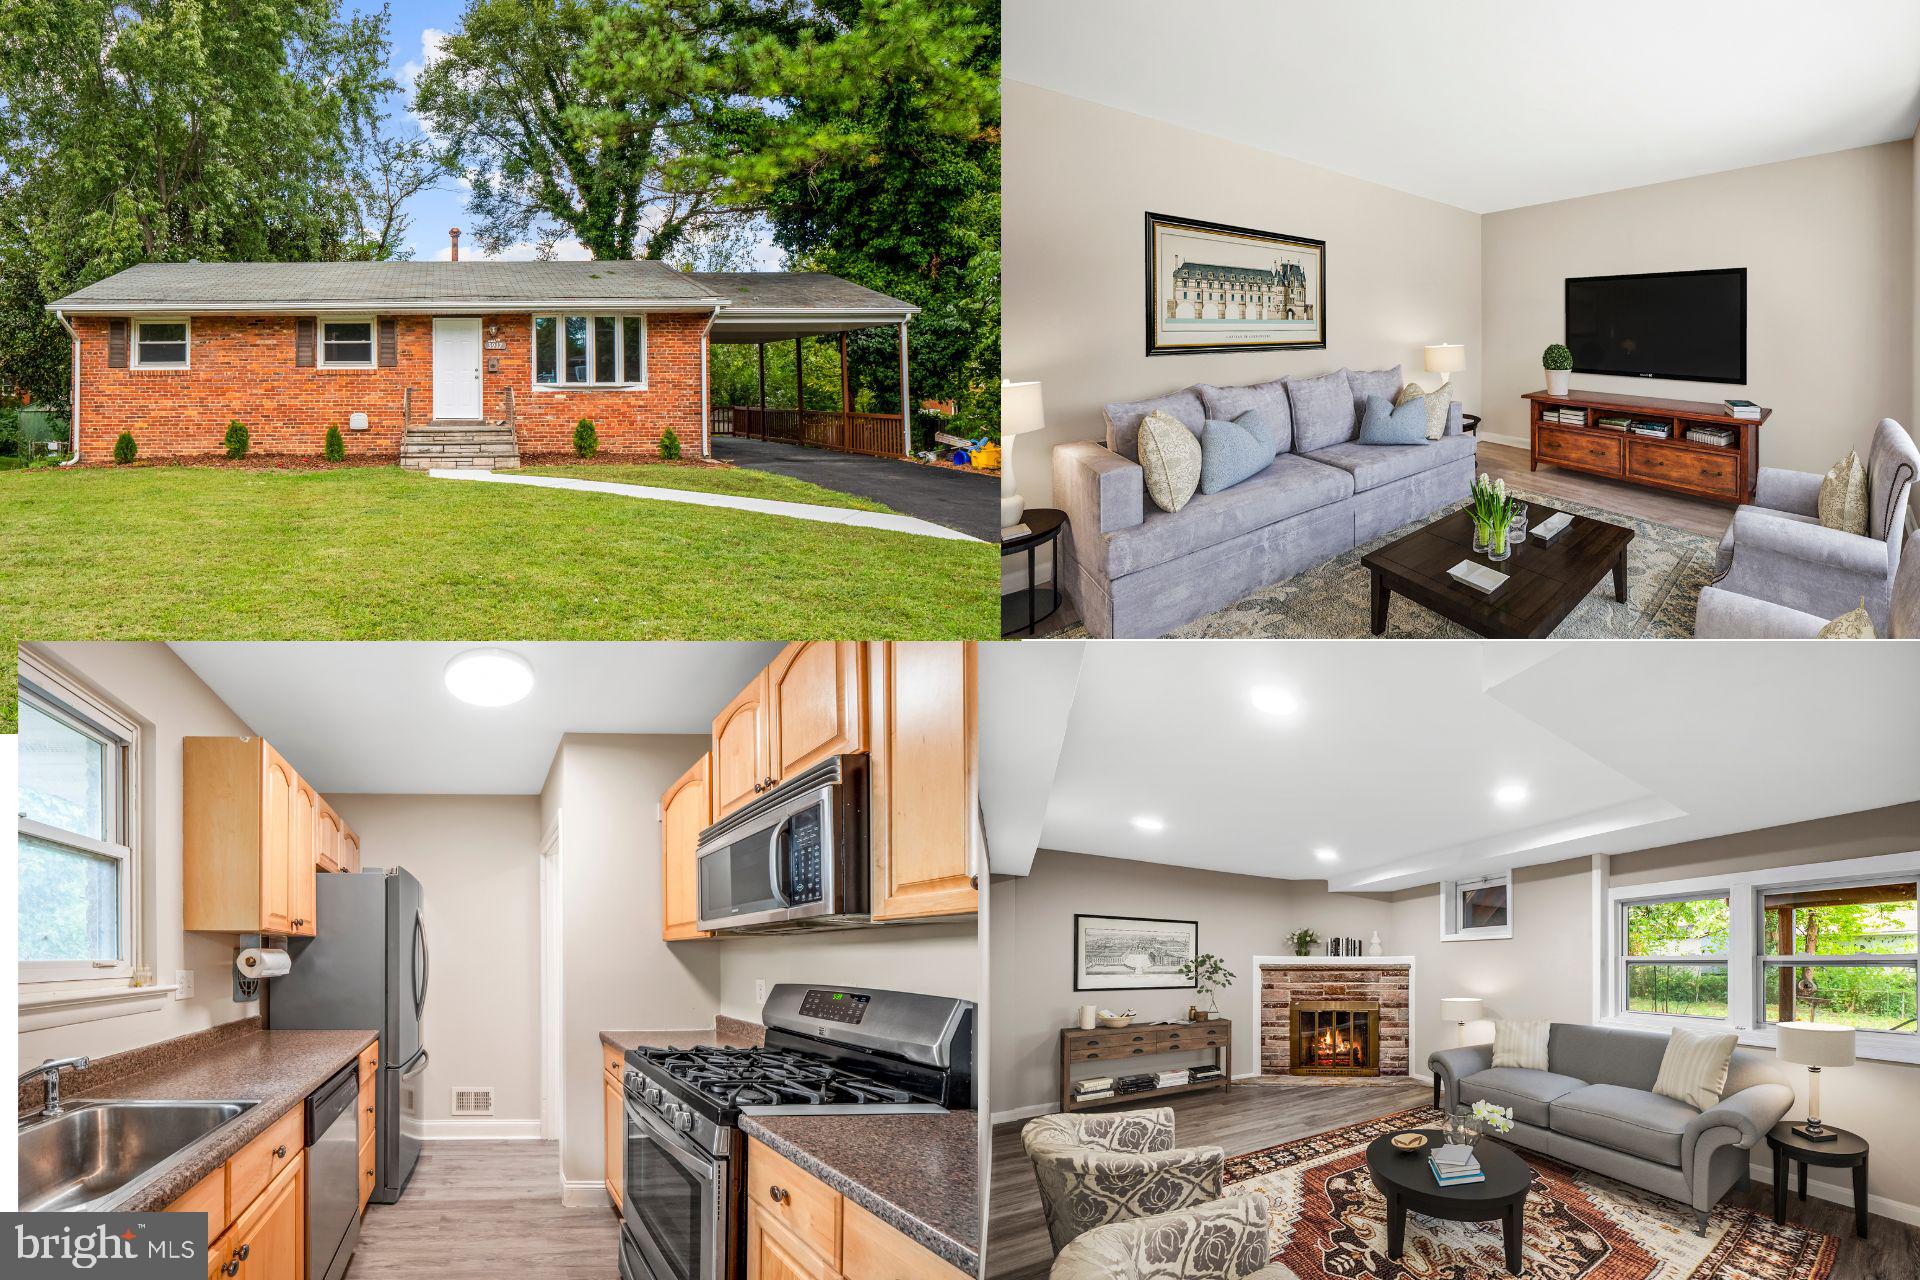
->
[17, 651, 140, 986]
[1620, 892, 1730, 1019]
[1441, 871, 1513, 941]
[531, 313, 647, 389]
[319, 316, 376, 367]
[132, 317, 190, 368]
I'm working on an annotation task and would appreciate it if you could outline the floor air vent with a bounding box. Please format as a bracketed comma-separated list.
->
[451, 1086, 495, 1116]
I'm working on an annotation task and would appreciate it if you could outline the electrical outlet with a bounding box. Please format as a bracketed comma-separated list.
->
[174, 970, 195, 1000]
[754, 979, 768, 1007]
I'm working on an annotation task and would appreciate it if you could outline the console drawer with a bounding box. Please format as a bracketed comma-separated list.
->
[1627, 438, 1739, 498]
[1537, 426, 1622, 473]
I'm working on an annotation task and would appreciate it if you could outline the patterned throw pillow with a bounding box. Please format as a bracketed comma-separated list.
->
[1356, 393, 1431, 446]
[1397, 381, 1452, 440]
[1818, 599, 1878, 638]
[1818, 449, 1870, 536]
[1491, 1019, 1549, 1071]
[1138, 410, 1202, 513]
[1652, 1023, 1737, 1111]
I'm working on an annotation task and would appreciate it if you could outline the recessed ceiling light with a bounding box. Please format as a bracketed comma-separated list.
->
[1130, 815, 1166, 833]
[1493, 781, 1530, 807]
[1250, 686, 1300, 716]
[444, 648, 534, 707]
[1313, 847, 1339, 863]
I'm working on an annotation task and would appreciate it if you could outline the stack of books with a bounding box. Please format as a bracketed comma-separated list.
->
[1071, 1077, 1115, 1104]
[1189, 1066, 1223, 1085]
[1627, 420, 1672, 439]
[1540, 407, 1589, 426]
[1115, 1073, 1157, 1096]
[1685, 425, 1736, 447]
[1429, 1143, 1485, 1186]
[1594, 415, 1632, 432]
[1155, 1069, 1189, 1089]
[1722, 399, 1762, 420]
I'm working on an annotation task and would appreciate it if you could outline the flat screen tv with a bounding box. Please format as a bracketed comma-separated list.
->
[1564, 268, 1746, 384]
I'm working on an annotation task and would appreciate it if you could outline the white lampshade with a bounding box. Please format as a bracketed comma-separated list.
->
[1440, 997, 1484, 1022]
[1776, 1021, 1856, 1068]
[1425, 344, 1466, 375]
[1001, 380, 1045, 436]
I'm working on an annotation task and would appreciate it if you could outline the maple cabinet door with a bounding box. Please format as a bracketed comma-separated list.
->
[766, 642, 866, 781]
[871, 643, 978, 922]
[712, 675, 769, 819]
[661, 754, 712, 941]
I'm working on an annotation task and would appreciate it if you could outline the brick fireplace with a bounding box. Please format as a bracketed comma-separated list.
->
[1257, 958, 1411, 1078]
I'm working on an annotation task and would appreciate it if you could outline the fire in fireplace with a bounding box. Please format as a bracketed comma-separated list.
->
[1290, 999, 1381, 1076]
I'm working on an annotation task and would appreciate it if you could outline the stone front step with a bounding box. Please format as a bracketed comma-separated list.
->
[399, 425, 520, 471]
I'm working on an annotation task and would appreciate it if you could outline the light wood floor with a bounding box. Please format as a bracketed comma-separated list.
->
[353, 1140, 619, 1279]
[987, 1082, 1920, 1280]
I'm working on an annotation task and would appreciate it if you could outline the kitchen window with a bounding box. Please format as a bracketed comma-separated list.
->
[132, 318, 189, 368]
[17, 652, 140, 986]
[1441, 871, 1513, 941]
[531, 313, 647, 388]
[1621, 893, 1729, 1019]
[319, 317, 375, 367]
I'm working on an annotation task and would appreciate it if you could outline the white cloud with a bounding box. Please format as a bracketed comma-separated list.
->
[400, 27, 448, 133]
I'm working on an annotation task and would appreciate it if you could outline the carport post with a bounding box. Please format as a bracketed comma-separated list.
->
[897, 321, 911, 457]
[838, 331, 851, 451]
[757, 342, 767, 440]
[794, 336, 805, 435]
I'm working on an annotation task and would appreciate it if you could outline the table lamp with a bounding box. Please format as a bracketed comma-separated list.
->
[1775, 1021, 1854, 1142]
[1001, 380, 1044, 529]
[1440, 997, 1484, 1046]
[1425, 344, 1466, 389]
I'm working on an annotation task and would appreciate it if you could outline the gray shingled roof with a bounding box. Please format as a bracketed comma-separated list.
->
[689, 272, 916, 314]
[50, 260, 730, 312]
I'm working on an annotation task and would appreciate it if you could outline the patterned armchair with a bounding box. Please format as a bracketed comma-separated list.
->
[1022, 1108, 1225, 1255]
[1051, 1194, 1293, 1280]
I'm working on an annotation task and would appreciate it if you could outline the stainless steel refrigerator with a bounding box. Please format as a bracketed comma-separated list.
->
[268, 867, 428, 1204]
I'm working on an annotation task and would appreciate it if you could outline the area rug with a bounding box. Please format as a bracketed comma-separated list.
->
[1058, 489, 1718, 638]
[1223, 1106, 1838, 1280]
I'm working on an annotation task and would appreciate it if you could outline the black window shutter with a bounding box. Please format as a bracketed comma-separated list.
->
[295, 317, 315, 367]
[107, 319, 128, 369]
[377, 317, 397, 367]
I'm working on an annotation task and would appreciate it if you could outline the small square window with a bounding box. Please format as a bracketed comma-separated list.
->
[1442, 872, 1513, 941]
[321, 319, 374, 366]
[134, 320, 188, 367]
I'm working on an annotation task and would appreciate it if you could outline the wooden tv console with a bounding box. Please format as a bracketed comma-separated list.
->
[1525, 389, 1769, 504]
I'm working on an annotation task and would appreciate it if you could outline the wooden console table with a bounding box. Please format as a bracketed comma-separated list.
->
[1058, 1019, 1231, 1113]
[1524, 388, 1768, 504]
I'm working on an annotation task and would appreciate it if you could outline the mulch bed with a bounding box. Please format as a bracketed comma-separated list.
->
[60, 453, 730, 471]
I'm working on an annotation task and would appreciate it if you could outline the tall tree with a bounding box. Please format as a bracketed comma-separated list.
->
[346, 134, 447, 261]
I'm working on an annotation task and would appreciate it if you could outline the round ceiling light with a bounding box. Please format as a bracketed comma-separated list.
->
[1250, 686, 1301, 716]
[1130, 815, 1166, 833]
[1493, 781, 1530, 807]
[1313, 847, 1339, 863]
[444, 648, 535, 708]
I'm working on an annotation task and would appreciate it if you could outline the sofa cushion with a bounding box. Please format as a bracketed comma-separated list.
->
[1347, 366, 1403, 429]
[1547, 1022, 1668, 1091]
[1458, 1067, 1586, 1128]
[1818, 449, 1869, 536]
[1398, 382, 1452, 441]
[1493, 1020, 1551, 1071]
[1651, 1024, 1737, 1111]
[1139, 411, 1202, 513]
[1198, 416, 1275, 495]
[1303, 432, 1474, 493]
[1103, 455, 1354, 579]
[1550, 1083, 1696, 1166]
[1197, 379, 1293, 455]
[1356, 393, 1432, 446]
[1104, 389, 1205, 463]
[1286, 370, 1356, 453]
[1817, 600, 1877, 638]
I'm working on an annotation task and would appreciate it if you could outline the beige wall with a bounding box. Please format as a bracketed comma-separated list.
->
[331, 794, 543, 1132]
[714, 923, 979, 1025]
[21, 643, 256, 1067]
[1002, 82, 1485, 516]
[1482, 142, 1916, 471]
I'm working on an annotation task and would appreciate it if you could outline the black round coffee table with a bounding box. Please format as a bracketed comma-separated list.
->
[1364, 1129, 1534, 1275]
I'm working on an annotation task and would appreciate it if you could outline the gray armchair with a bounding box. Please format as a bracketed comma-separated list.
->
[1699, 529, 1920, 637]
[1711, 418, 1918, 631]
[1051, 1193, 1291, 1280]
[1022, 1108, 1225, 1255]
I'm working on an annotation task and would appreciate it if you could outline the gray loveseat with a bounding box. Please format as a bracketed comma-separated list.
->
[1052, 366, 1472, 638]
[1429, 1023, 1793, 1233]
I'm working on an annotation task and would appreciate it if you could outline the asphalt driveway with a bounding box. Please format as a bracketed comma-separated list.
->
[714, 437, 996, 540]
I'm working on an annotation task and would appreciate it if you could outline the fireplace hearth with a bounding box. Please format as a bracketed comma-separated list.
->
[1290, 999, 1380, 1076]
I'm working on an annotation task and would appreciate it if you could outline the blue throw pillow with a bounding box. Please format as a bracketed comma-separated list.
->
[1356, 393, 1431, 446]
[1230, 408, 1281, 455]
[1198, 416, 1275, 494]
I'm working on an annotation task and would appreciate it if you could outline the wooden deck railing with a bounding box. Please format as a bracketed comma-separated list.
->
[722, 406, 905, 458]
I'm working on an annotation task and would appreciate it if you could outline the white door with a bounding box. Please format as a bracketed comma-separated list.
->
[431, 317, 483, 420]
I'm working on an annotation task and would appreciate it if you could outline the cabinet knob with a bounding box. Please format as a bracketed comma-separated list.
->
[273, 1145, 287, 1158]
[222, 1262, 239, 1276]
[367, 1105, 375, 1114]
[235, 1244, 251, 1261]
[769, 1185, 789, 1204]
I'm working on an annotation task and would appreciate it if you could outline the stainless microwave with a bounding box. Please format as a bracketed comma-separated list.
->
[694, 755, 869, 933]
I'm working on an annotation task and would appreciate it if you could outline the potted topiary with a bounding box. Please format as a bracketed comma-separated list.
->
[1542, 343, 1573, 397]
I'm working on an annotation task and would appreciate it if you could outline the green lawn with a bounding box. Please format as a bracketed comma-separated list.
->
[513, 464, 892, 512]
[0, 465, 994, 731]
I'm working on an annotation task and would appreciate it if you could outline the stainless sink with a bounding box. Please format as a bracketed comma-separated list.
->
[19, 1100, 259, 1211]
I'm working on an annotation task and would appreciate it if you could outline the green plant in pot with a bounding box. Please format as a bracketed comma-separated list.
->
[1470, 472, 1516, 561]
[1542, 342, 1573, 397]
[1285, 928, 1319, 957]
[1179, 953, 1235, 1019]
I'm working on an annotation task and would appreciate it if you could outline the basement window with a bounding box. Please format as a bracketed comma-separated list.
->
[531, 313, 647, 388]
[1441, 871, 1513, 941]
[319, 317, 375, 367]
[132, 319, 189, 368]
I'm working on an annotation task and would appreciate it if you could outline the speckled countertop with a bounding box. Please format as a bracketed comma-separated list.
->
[740, 1110, 980, 1274]
[18, 1018, 375, 1212]
[599, 1014, 765, 1055]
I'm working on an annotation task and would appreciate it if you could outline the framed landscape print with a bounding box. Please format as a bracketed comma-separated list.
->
[1145, 211, 1326, 356]
[1074, 914, 1199, 991]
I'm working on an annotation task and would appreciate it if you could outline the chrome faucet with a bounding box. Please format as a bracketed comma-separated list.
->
[20, 1057, 90, 1121]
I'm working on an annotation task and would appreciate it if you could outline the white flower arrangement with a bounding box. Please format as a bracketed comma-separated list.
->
[1471, 1098, 1515, 1135]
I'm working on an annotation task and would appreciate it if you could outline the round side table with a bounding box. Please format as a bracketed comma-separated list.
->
[1001, 508, 1065, 636]
[1766, 1121, 1869, 1238]
[1461, 413, 1482, 435]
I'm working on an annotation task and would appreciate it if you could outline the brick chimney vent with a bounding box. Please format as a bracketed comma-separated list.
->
[449, 227, 461, 262]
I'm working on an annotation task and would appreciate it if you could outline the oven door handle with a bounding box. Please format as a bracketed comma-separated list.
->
[625, 1091, 720, 1175]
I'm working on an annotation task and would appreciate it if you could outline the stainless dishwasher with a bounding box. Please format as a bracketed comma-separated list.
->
[306, 1064, 362, 1280]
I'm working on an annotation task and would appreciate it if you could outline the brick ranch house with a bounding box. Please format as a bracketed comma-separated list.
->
[47, 259, 918, 467]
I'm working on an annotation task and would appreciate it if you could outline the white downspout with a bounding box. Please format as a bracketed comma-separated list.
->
[54, 309, 80, 465]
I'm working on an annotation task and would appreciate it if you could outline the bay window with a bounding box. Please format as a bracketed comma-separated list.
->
[533, 313, 646, 387]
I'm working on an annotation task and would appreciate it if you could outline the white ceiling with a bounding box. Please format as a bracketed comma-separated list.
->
[979, 641, 1920, 891]
[1004, 1, 1920, 213]
[169, 642, 781, 795]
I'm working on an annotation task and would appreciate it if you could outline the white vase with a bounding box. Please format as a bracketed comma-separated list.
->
[1546, 368, 1570, 396]
[1079, 1004, 1097, 1031]
[1368, 931, 1383, 956]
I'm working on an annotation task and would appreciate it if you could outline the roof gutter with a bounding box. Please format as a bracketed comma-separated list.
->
[45, 298, 734, 316]
[52, 309, 79, 466]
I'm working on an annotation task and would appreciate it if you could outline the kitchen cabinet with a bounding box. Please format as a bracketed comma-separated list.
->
[603, 1040, 626, 1213]
[744, 1138, 968, 1280]
[661, 755, 712, 941]
[749, 1203, 835, 1280]
[767, 642, 866, 781]
[210, 1150, 304, 1280]
[315, 802, 342, 873]
[712, 677, 770, 819]
[183, 737, 324, 936]
[868, 643, 978, 922]
[340, 826, 361, 873]
[289, 780, 317, 933]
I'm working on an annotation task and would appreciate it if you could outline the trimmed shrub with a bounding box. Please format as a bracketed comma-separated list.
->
[113, 431, 137, 464]
[573, 418, 598, 458]
[324, 425, 345, 462]
[224, 420, 250, 459]
[659, 425, 681, 461]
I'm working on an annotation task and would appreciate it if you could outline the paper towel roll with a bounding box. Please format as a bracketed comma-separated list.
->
[236, 947, 292, 979]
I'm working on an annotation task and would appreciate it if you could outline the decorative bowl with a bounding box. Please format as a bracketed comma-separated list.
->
[1097, 1016, 1134, 1028]
[1390, 1132, 1428, 1153]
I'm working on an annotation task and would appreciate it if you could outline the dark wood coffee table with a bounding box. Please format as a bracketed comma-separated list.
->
[1365, 1129, 1534, 1274]
[1361, 506, 1632, 638]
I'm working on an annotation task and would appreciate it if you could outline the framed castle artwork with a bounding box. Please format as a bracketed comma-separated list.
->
[1145, 212, 1326, 356]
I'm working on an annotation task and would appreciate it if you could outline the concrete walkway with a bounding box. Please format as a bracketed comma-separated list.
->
[714, 436, 998, 540]
[428, 468, 980, 542]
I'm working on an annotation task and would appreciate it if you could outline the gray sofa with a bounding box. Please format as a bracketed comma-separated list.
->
[1052, 366, 1472, 638]
[1429, 1023, 1793, 1233]
[1708, 418, 1918, 633]
[1699, 528, 1920, 637]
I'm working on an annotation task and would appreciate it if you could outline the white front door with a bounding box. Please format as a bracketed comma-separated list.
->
[431, 317, 483, 420]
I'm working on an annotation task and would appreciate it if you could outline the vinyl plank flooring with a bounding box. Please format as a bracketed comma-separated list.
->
[351, 1140, 619, 1279]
